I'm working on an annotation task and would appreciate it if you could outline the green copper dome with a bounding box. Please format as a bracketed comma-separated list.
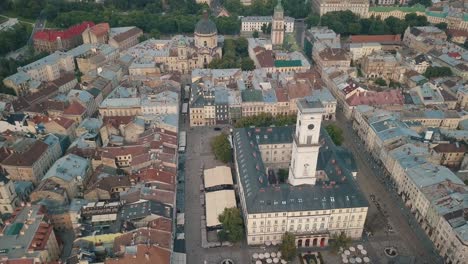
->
[195, 11, 217, 35]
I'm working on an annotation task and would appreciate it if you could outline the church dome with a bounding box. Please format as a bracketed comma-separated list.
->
[195, 12, 217, 35]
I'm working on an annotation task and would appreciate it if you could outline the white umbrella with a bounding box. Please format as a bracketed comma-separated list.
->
[357, 244, 364, 251]
[344, 250, 351, 255]
[277, 252, 282, 258]
[256, 261, 262, 264]
[271, 252, 277, 258]
[356, 257, 362, 263]
[272, 240, 278, 246]
[341, 253, 347, 259]
[350, 246, 356, 252]
[259, 253, 265, 259]
[253, 253, 259, 259]
[363, 257, 370, 263]
[273, 258, 279, 263]
[342, 258, 349, 263]
[267, 258, 273, 264]
[361, 249, 367, 255]
[281, 260, 287, 264]
[349, 258, 356, 264]
[265, 252, 271, 258]
[265, 241, 272, 246]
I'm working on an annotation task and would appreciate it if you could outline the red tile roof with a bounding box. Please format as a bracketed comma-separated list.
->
[274, 88, 289, 102]
[53, 116, 75, 129]
[346, 89, 404, 106]
[103, 116, 134, 129]
[147, 217, 173, 233]
[285, 79, 313, 99]
[256, 50, 275, 67]
[63, 101, 87, 116]
[1, 141, 48, 167]
[349, 34, 402, 44]
[34, 21, 95, 41]
[3, 259, 35, 264]
[112, 27, 142, 43]
[131, 168, 175, 188]
[106, 244, 170, 264]
[448, 52, 461, 59]
[90, 23, 110, 36]
[447, 29, 468, 38]
[141, 189, 175, 205]
[433, 143, 467, 153]
[112, 228, 171, 253]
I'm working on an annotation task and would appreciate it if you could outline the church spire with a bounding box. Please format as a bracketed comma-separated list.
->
[275, 0, 283, 12]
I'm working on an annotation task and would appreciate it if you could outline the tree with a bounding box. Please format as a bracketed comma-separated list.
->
[280, 232, 297, 261]
[218, 207, 244, 243]
[305, 14, 320, 28]
[235, 37, 249, 57]
[253, 30, 259, 38]
[211, 133, 232, 163]
[374, 77, 387, 86]
[389, 80, 401, 88]
[241, 58, 255, 71]
[261, 23, 268, 34]
[278, 169, 288, 183]
[325, 124, 344, 146]
[234, 113, 296, 128]
[435, 22, 448, 30]
[329, 232, 352, 254]
[423, 66, 452, 78]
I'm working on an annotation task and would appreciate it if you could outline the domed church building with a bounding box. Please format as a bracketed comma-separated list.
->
[192, 10, 223, 68]
[124, 10, 223, 74]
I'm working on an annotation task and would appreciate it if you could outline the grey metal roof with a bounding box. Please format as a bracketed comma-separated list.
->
[233, 126, 368, 214]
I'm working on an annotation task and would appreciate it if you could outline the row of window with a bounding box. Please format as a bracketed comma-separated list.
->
[250, 208, 365, 219]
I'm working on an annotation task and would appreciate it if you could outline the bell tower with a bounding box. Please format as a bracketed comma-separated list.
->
[289, 98, 325, 186]
[271, 0, 285, 48]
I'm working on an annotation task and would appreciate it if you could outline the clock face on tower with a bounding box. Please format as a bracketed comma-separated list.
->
[308, 124, 315, 130]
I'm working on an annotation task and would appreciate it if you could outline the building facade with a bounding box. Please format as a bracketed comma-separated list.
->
[33, 21, 94, 53]
[311, 0, 369, 17]
[241, 16, 294, 33]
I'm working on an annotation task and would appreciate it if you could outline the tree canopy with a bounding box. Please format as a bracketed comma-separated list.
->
[374, 77, 387, 86]
[313, 10, 429, 36]
[218, 207, 245, 243]
[209, 38, 251, 69]
[211, 133, 232, 163]
[0, 47, 48, 95]
[325, 124, 344, 146]
[234, 113, 297, 128]
[223, 0, 310, 18]
[0, 23, 30, 57]
[330, 232, 352, 254]
[280, 232, 297, 261]
[1, 0, 239, 36]
[423, 66, 452, 78]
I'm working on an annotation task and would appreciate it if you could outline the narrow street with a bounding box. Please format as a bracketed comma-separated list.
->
[334, 111, 442, 263]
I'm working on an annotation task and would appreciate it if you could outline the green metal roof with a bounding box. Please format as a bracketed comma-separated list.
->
[241, 89, 263, 102]
[369, 4, 426, 13]
[425, 11, 447, 18]
[274, 60, 302, 68]
[464, 13, 468, 21]
[5, 223, 24, 236]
